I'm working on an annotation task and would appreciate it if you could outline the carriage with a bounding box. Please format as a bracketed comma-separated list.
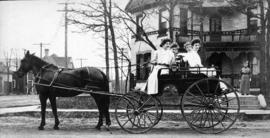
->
[15, 51, 240, 134]
[114, 63, 240, 134]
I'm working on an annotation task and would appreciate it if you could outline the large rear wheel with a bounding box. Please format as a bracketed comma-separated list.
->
[181, 78, 240, 134]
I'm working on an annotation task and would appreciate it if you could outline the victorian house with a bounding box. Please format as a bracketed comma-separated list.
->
[125, 0, 264, 92]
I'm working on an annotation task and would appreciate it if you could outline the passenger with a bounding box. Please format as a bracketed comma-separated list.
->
[178, 38, 203, 67]
[178, 39, 216, 76]
[142, 38, 175, 95]
[170, 42, 180, 58]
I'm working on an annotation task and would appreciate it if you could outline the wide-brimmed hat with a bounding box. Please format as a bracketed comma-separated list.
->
[184, 42, 191, 49]
[160, 38, 171, 47]
[191, 38, 201, 45]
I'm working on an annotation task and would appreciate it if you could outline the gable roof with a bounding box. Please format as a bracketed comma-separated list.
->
[125, 0, 198, 13]
[125, 0, 231, 13]
[43, 54, 74, 69]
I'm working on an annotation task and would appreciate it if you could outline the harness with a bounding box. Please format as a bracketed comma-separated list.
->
[36, 64, 64, 87]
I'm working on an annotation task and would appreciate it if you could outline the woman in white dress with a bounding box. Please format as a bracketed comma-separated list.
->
[178, 39, 203, 68]
[143, 39, 175, 95]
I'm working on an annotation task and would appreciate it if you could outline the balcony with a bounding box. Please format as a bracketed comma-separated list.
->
[175, 28, 258, 43]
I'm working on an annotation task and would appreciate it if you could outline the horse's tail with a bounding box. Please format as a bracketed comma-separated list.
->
[100, 70, 110, 93]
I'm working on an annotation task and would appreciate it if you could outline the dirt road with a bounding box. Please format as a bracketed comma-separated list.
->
[1, 116, 270, 138]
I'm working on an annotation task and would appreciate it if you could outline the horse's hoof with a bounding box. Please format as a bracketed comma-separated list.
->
[53, 126, 59, 130]
[38, 126, 44, 130]
[105, 125, 110, 131]
[95, 126, 101, 130]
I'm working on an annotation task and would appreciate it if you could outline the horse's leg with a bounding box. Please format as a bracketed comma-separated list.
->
[92, 94, 103, 130]
[103, 96, 111, 127]
[39, 94, 48, 130]
[49, 96, 60, 130]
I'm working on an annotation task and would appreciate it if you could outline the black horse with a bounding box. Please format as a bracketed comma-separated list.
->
[14, 51, 111, 130]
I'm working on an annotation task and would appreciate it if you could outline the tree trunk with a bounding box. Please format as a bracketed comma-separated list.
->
[103, 0, 110, 81]
[259, 0, 266, 97]
[108, 0, 120, 92]
[266, 0, 270, 105]
[168, 2, 174, 41]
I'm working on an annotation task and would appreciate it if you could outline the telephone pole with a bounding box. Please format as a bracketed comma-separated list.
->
[33, 43, 50, 58]
[58, 2, 73, 68]
[76, 58, 87, 68]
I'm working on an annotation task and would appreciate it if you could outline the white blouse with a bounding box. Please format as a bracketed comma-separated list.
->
[152, 49, 175, 65]
[178, 51, 202, 67]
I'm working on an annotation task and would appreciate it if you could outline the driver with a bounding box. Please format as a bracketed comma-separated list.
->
[142, 38, 175, 95]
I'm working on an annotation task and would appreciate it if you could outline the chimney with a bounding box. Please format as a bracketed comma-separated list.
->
[45, 49, 49, 57]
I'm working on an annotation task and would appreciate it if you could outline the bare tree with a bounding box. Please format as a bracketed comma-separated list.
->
[115, 5, 157, 50]
[68, 0, 122, 91]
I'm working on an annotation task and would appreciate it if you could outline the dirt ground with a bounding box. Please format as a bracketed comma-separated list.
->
[1, 116, 270, 138]
[0, 95, 39, 108]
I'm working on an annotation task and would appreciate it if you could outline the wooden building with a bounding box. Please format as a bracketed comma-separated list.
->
[125, 0, 265, 93]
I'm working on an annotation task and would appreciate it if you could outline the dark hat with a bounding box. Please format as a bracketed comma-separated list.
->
[170, 42, 179, 48]
[160, 38, 171, 47]
[191, 38, 201, 45]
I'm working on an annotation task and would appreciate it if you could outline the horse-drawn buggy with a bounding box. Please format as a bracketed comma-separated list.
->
[14, 51, 240, 134]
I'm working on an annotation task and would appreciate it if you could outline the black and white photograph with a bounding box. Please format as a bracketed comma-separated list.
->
[0, 0, 270, 137]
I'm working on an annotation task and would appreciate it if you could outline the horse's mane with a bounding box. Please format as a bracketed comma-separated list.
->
[29, 54, 56, 68]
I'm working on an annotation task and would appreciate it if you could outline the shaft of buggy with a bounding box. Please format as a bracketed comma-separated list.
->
[33, 82, 124, 97]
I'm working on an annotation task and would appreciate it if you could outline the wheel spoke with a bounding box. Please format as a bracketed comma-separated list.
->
[122, 119, 130, 127]
[184, 97, 204, 105]
[215, 108, 234, 122]
[142, 106, 158, 111]
[195, 84, 205, 96]
[190, 108, 203, 124]
[218, 97, 236, 105]
[146, 114, 154, 124]
[138, 97, 152, 110]
[214, 81, 220, 95]
[186, 91, 203, 102]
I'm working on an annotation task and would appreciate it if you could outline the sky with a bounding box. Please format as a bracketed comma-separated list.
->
[0, 0, 129, 68]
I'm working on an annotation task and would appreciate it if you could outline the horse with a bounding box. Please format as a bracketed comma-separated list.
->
[14, 51, 111, 130]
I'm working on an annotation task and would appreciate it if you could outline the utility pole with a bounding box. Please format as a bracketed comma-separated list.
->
[33, 43, 50, 58]
[58, 2, 73, 68]
[76, 58, 87, 68]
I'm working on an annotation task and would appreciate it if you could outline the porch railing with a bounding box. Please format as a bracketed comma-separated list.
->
[175, 28, 258, 42]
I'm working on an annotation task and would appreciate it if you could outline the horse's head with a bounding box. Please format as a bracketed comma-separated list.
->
[14, 51, 34, 78]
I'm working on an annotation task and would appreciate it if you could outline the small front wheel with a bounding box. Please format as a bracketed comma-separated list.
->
[115, 91, 162, 133]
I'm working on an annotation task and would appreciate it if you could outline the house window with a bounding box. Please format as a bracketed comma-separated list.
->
[209, 16, 222, 41]
[210, 17, 221, 32]
[180, 8, 188, 35]
[136, 52, 151, 81]
[136, 14, 143, 40]
[158, 8, 167, 36]
[247, 7, 258, 34]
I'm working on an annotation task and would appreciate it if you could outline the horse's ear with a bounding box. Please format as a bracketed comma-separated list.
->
[32, 52, 36, 56]
[25, 51, 30, 56]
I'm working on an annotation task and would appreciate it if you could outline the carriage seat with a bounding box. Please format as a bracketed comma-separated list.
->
[189, 67, 217, 77]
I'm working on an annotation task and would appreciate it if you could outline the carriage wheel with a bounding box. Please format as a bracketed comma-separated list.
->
[181, 78, 240, 134]
[115, 91, 162, 133]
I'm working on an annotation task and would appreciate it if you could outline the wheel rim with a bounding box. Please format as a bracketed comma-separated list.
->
[115, 91, 161, 133]
[181, 78, 240, 134]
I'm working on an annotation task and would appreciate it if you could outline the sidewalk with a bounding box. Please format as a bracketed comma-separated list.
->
[1, 105, 270, 117]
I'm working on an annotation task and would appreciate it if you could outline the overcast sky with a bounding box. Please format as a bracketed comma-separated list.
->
[0, 0, 129, 68]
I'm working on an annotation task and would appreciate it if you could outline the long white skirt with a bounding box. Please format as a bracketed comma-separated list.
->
[142, 65, 169, 95]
